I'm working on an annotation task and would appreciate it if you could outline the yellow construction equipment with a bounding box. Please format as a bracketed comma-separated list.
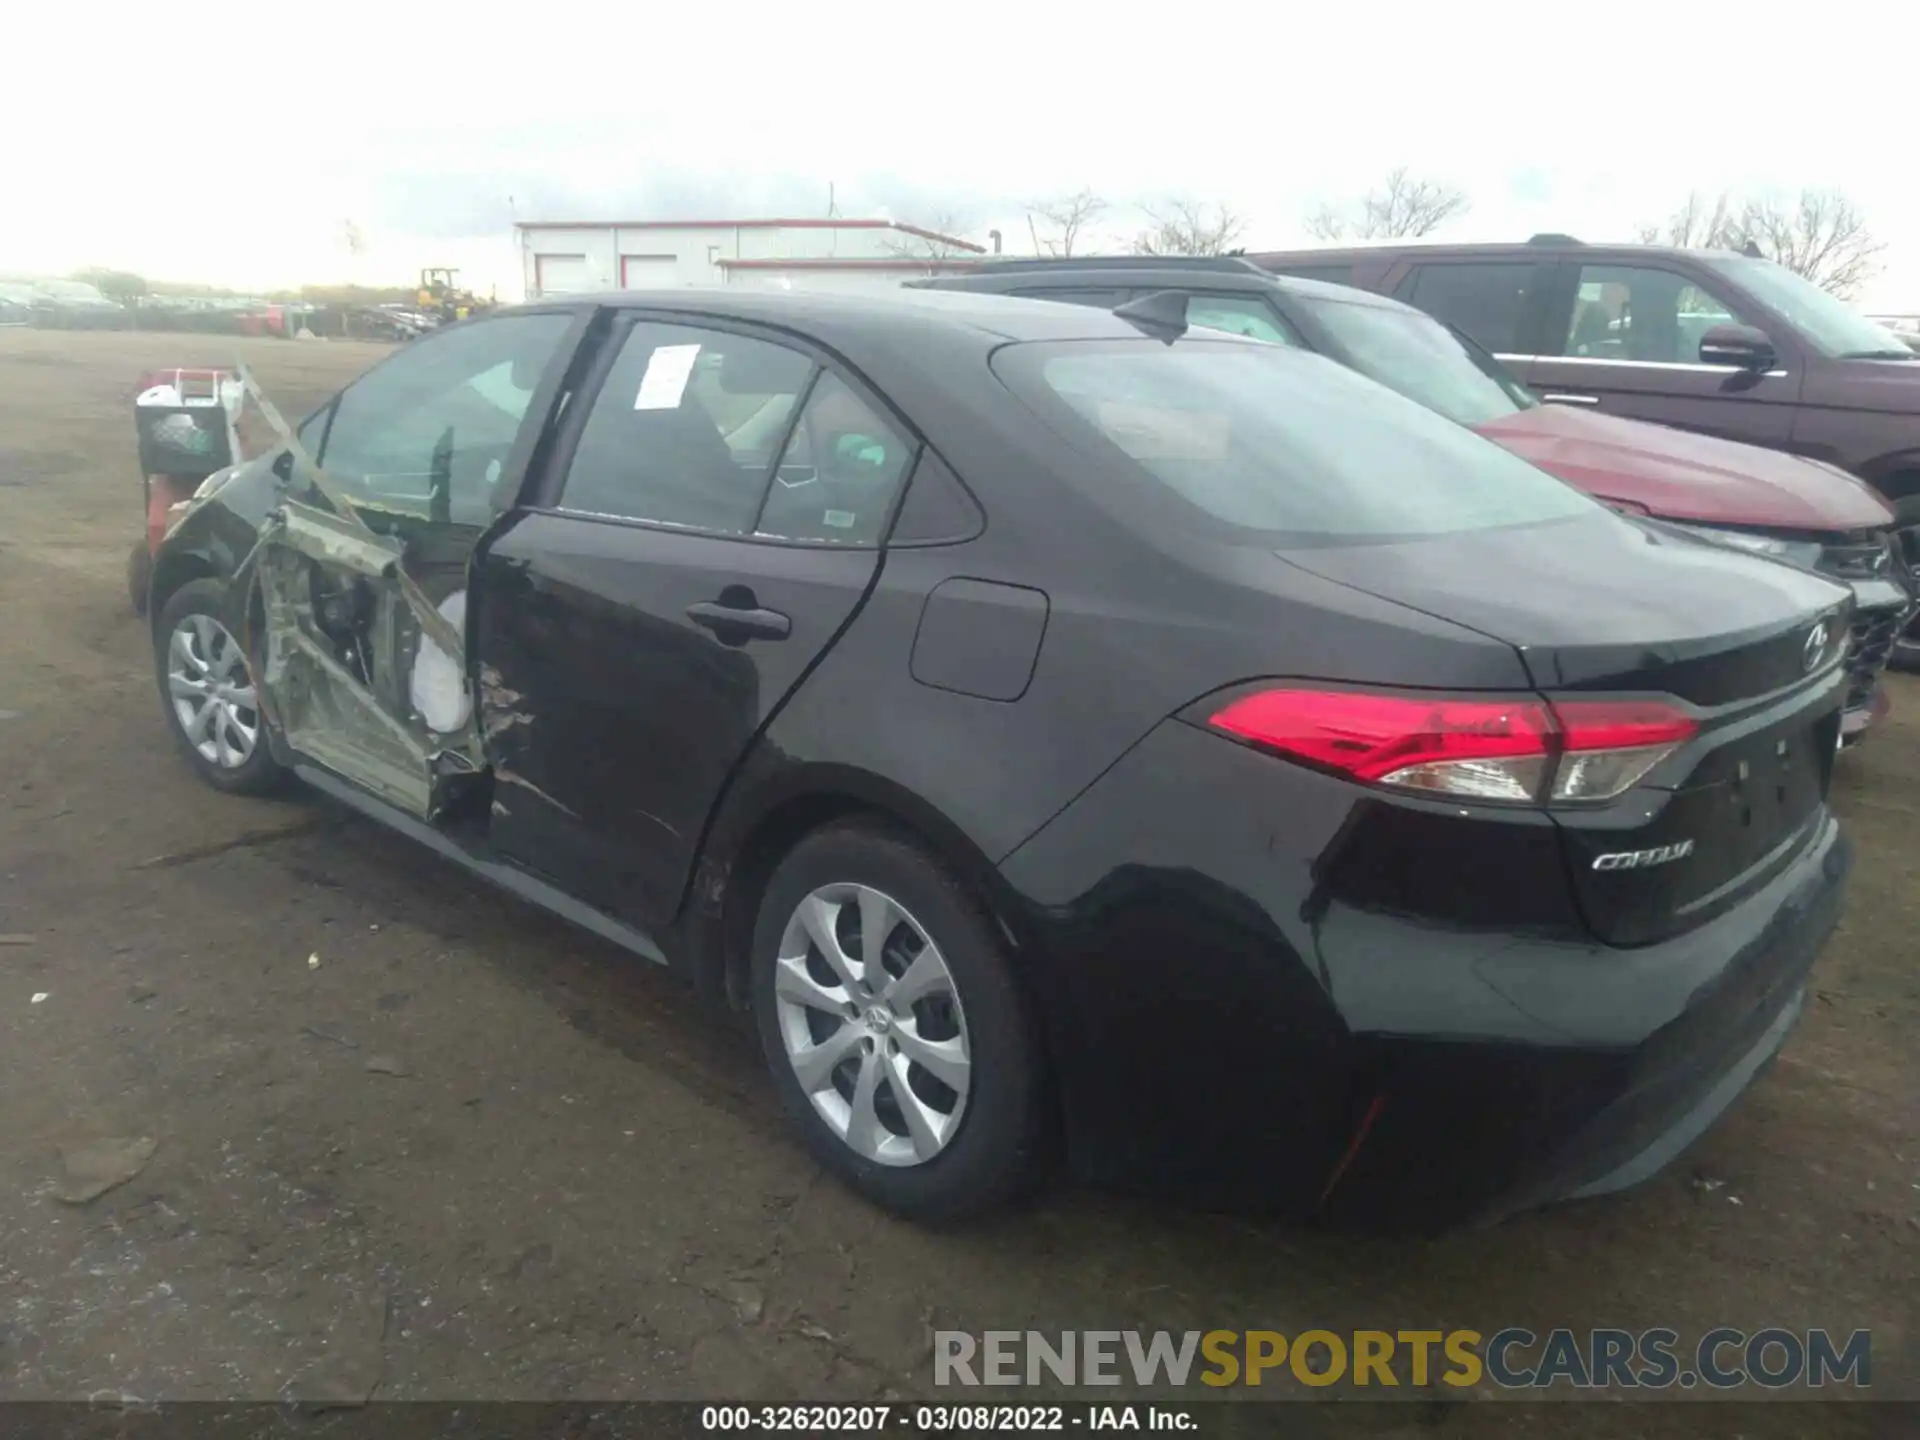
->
[416, 267, 491, 324]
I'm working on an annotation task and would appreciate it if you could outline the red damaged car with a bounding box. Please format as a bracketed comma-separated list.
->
[916, 259, 1914, 742]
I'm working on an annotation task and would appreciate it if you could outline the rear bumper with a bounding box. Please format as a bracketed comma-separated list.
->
[1479, 815, 1847, 1221]
[1331, 814, 1848, 1229]
[998, 718, 1852, 1230]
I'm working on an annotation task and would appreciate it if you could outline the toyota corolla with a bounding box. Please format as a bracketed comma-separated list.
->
[147, 288, 1853, 1227]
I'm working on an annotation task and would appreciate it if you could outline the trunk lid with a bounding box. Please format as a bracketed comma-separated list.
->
[1281, 510, 1852, 944]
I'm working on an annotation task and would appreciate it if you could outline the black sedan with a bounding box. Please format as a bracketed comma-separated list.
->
[147, 288, 1854, 1227]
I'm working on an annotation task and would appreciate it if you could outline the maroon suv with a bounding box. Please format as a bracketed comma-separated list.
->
[1254, 236, 1920, 672]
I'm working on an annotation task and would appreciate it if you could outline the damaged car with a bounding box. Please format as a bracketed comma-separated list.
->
[149, 290, 1854, 1227]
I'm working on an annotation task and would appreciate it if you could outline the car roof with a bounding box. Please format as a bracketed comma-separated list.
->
[518, 285, 1157, 346]
[1252, 240, 1752, 265]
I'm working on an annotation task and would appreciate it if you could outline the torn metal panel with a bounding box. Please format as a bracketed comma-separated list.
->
[256, 540, 435, 816]
[278, 499, 403, 578]
[256, 508, 487, 819]
[478, 664, 534, 742]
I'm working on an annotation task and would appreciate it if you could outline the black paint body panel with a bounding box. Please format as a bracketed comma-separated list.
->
[910, 578, 1050, 701]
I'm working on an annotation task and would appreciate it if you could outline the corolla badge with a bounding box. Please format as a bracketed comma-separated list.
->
[1803, 621, 1832, 673]
[1593, 839, 1695, 871]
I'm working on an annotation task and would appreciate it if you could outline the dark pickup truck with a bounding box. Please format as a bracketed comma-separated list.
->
[1253, 236, 1920, 667]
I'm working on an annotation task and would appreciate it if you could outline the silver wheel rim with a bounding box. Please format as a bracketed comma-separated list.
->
[167, 613, 260, 769]
[773, 883, 971, 1168]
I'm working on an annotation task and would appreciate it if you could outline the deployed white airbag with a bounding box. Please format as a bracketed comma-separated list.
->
[409, 589, 472, 734]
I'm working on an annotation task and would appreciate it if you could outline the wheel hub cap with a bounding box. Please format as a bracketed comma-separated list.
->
[167, 613, 260, 769]
[773, 882, 972, 1168]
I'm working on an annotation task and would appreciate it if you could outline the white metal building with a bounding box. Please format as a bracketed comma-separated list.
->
[516, 219, 988, 298]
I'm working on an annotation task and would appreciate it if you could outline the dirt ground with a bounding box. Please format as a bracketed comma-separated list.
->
[0, 328, 1913, 1438]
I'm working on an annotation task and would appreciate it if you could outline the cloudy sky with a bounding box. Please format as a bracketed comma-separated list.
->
[7, 1, 1917, 308]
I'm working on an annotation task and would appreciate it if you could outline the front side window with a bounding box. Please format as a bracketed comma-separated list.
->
[559, 322, 814, 534]
[1556, 266, 1758, 365]
[318, 313, 574, 524]
[1299, 296, 1532, 426]
[1702, 255, 1915, 359]
[1403, 264, 1535, 353]
[995, 339, 1594, 544]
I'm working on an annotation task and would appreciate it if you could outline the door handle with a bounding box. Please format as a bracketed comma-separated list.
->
[686, 600, 791, 642]
[1541, 392, 1600, 405]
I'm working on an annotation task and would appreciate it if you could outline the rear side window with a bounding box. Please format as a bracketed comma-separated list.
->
[559, 322, 814, 534]
[994, 339, 1593, 544]
[755, 373, 915, 546]
[1403, 264, 1535, 354]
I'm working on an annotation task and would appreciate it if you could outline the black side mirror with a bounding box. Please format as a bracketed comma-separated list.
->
[1699, 323, 1776, 371]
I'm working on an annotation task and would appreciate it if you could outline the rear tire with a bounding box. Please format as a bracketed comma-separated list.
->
[1888, 492, 1920, 674]
[751, 822, 1046, 1220]
[153, 578, 286, 795]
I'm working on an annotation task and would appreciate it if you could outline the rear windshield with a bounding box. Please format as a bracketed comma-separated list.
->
[994, 338, 1594, 544]
[1297, 296, 1535, 427]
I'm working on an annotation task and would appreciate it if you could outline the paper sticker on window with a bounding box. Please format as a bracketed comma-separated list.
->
[824, 510, 856, 529]
[635, 344, 701, 410]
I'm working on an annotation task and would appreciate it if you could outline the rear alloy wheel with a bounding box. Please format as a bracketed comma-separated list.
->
[752, 824, 1044, 1219]
[153, 578, 286, 795]
[773, 883, 973, 1166]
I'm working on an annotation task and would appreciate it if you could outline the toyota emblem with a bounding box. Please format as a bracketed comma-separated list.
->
[1802, 621, 1830, 673]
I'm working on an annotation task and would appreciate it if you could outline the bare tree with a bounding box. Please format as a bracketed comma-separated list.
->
[1304, 168, 1469, 241]
[1633, 191, 1742, 248]
[1129, 200, 1247, 257]
[1025, 188, 1108, 258]
[1631, 187, 1884, 298]
[1737, 190, 1884, 300]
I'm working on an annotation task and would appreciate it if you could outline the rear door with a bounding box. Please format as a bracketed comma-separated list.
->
[472, 314, 919, 934]
[1526, 260, 1802, 446]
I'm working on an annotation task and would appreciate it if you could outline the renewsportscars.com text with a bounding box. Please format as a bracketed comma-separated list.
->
[934, 1328, 1872, 1392]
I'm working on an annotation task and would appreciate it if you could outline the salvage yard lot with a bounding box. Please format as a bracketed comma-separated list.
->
[0, 329, 1913, 1435]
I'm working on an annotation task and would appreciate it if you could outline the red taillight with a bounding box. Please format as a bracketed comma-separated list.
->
[1206, 688, 1698, 805]
[1552, 700, 1699, 752]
